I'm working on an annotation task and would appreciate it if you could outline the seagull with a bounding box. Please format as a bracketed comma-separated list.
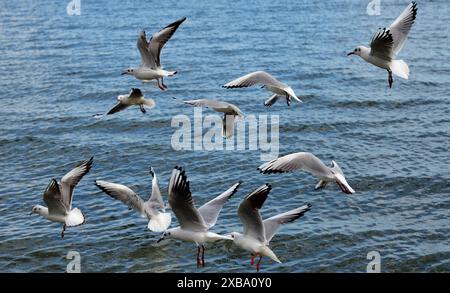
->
[94, 167, 171, 232]
[31, 157, 93, 239]
[223, 71, 302, 107]
[157, 166, 241, 268]
[258, 152, 355, 194]
[122, 17, 187, 91]
[229, 184, 311, 272]
[347, 2, 417, 88]
[184, 99, 244, 138]
[106, 88, 155, 115]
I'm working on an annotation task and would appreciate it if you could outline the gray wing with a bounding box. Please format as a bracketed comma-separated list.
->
[238, 184, 271, 243]
[146, 167, 165, 210]
[264, 94, 281, 107]
[137, 30, 155, 68]
[43, 179, 67, 216]
[222, 114, 236, 138]
[198, 182, 241, 229]
[263, 204, 312, 243]
[148, 17, 187, 68]
[94, 180, 146, 216]
[107, 102, 129, 115]
[388, 2, 417, 55]
[60, 157, 93, 210]
[184, 99, 230, 111]
[369, 28, 394, 60]
[223, 71, 286, 89]
[128, 88, 143, 99]
[258, 152, 332, 178]
[168, 166, 207, 231]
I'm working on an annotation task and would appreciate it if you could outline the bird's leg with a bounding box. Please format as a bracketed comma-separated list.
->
[256, 255, 263, 272]
[156, 79, 166, 91]
[201, 245, 205, 267]
[161, 77, 168, 89]
[250, 253, 258, 266]
[388, 70, 393, 88]
[286, 94, 291, 106]
[139, 104, 146, 114]
[197, 246, 201, 268]
[61, 224, 66, 239]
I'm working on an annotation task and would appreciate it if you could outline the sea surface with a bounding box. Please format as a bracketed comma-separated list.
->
[0, 0, 449, 272]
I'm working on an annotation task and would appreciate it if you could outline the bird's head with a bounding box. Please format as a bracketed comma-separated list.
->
[30, 205, 44, 215]
[121, 68, 134, 75]
[156, 229, 173, 243]
[347, 46, 366, 57]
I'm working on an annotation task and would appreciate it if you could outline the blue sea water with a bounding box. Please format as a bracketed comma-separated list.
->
[0, 0, 449, 272]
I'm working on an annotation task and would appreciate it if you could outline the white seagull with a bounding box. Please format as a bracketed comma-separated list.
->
[258, 152, 355, 194]
[31, 157, 93, 239]
[223, 71, 302, 107]
[347, 2, 417, 88]
[157, 166, 241, 268]
[122, 17, 187, 91]
[106, 88, 155, 115]
[184, 99, 244, 138]
[94, 167, 171, 232]
[229, 184, 312, 272]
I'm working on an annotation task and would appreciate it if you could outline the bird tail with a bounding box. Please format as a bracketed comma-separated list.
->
[390, 60, 409, 79]
[262, 246, 282, 264]
[66, 208, 85, 227]
[148, 212, 171, 232]
[161, 70, 177, 77]
[143, 98, 156, 109]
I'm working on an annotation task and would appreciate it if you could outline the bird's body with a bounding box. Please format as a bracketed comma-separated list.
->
[166, 227, 231, 244]
[122, 17, 186, 90]
[348, 2, 417, 88]
[31, 157, 93, 238]
[258, 152, 355, 194]
[94, 167, 171, 232]
[229, 184, 311, 271]
[184, 99, 244, 138]
[107, 88, 155, 115]
[223, 71, 302, 107]
[157, 167, 240, 268]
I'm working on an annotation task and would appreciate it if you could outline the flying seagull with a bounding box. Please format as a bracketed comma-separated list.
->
[223, 71, 302, 107]
[157, 166, 241, 268]
[258, 152, 355, 194]
[122, 17, 187, 91]
[184, 99, 244, 138]
[31, 157, 93, 239]
[347, 2, 417, 88]
[229, 184, 311, 272]
[94, 167, 171, 232]
[106, 88, 155, 115]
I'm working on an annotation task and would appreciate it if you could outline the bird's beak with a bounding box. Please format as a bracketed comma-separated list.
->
[29, 212, 33, 215]
[121, 71, 127, 75]
[347, 52, 355, 56]
[156, 236, 164, 243]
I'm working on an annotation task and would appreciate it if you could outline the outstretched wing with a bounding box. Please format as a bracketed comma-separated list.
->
[107, 103, 129, 115]
[198, 182, 241, 229]
[388, 1, 417, 55]
[94, 180, 146, 216]
[60, 157, 93, 210]
[258, 152, 331, 178]
[370, 28, 394, 60]
[148, 17, 187, 68]
[238, 184, 271, 243]
[146, 167, 165, 210]
[167, 166, 207, 231]
[43, 179, 67, 216]
[263, 204, 311, 243]
[223, 71, 286, 89]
